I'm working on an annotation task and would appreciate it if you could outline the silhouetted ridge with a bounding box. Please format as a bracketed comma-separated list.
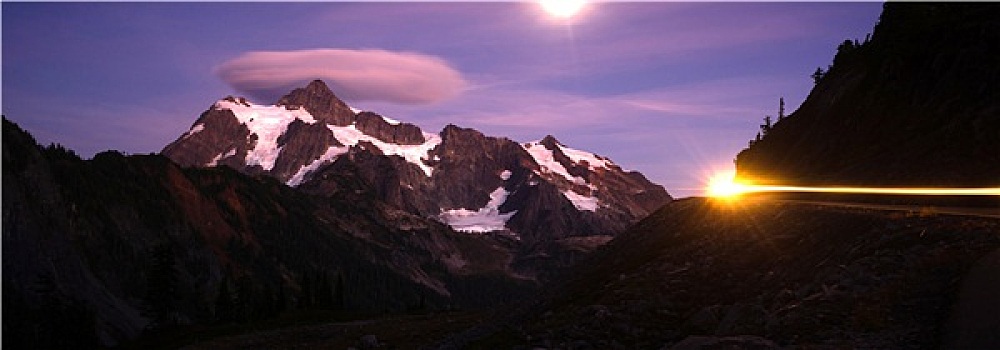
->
[735, 3, 1000, 188]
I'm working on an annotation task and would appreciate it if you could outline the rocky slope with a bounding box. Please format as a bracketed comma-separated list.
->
[176, 199, 1000, 349]
[735, 3, 1000, 188]
[2, 118, 536, 348]
[162, 80, 671, 244]
[446, 199, 1000, 348]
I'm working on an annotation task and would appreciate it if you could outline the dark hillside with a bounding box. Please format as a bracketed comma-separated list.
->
[736, 3, 1000, 187]
[2, 118, 533, 348]
[481, 198, 1000, 348]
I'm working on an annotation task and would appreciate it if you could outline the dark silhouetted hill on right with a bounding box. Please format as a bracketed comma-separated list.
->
[736, 3, 1000, 188]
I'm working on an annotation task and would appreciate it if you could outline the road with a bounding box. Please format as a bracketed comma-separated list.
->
[776, 199, 1000, 219]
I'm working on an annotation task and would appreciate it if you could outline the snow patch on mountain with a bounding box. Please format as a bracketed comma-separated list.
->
[183, 124, 205, 140]
[500, 170, 512, 181]
[381, 115, 402, 125]
[562, 189, 601, 212]
[523, 142, 587, 185]
[559, 144, 613, 170]
[207, 148, 236, 167]
[214, 98, 439, 182]
[287, 145, 350, 186]
[216, 100, 317, 171]
[327, 124, 441, 176]
[438, 187, 516, 233]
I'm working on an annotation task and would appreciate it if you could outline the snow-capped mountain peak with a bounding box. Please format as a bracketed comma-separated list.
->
[162, 80, 671, 243]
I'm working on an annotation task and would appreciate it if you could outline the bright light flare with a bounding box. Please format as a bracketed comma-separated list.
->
[706, 172, 750, 199]
[540, 0, 587, 19]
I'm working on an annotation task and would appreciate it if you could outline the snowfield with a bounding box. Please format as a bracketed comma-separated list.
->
[216, 99, 317, 171]
[214, 99, 440, 185]
[438, 187, 516, 233]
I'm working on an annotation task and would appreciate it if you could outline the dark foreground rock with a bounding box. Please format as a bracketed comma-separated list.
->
[451, 198, 1000, 349]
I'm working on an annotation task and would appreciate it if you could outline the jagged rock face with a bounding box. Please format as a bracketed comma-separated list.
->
[356, 111, 426, 145]
[162, 80, 672, 243]
[160, 98, 253, 171]
[430, 125, 532, 211]
[297, 124, 672, 243]
[271, 118, 344, 181]
[276, 79, 356, 126]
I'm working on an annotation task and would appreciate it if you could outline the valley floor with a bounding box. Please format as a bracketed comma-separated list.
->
[138, 311, 488, 350]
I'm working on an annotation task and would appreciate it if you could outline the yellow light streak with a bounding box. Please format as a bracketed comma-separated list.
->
[705, 172, 1000, 198]
[731, 185, 1000, 196]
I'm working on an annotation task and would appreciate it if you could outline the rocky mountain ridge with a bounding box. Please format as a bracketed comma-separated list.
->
[162, 80, 671, 243]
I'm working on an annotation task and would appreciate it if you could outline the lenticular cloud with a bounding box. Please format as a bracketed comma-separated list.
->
[216, 49, 467, 105]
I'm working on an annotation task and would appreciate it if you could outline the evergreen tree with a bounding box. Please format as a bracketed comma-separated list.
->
[299, 272, 314, 309]
[778, 97, 786, 120]
[834, 39, 858, 66]
[812, 67, 825, 84]
[275, 282, 288, 315]
[21, 271, 99, 348]
[235, 278, 254, 322]
[760, 115, 773, 136]
[144, 244, 178, 329]
[317, 272, 334, 310]
[214, 280, 235, 323]
[334, 272, 346, 310]
[408, 294, 428, 314]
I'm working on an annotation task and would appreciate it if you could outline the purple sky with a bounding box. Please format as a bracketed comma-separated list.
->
[2, 2, 883, 197]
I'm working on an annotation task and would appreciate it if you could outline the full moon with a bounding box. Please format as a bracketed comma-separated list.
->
[540, 0, 586, 19]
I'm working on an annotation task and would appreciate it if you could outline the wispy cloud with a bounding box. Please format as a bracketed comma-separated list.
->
[215, 48, 467, 105]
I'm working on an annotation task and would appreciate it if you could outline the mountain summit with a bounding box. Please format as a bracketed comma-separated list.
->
[276, 79, 357, 126]
[162, 82, 671, 243]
